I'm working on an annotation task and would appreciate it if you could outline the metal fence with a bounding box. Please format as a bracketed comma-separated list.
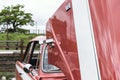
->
[30, 29, 46, 34]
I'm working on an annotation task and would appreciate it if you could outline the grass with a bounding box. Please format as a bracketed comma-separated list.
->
[0, 33, 45, 48]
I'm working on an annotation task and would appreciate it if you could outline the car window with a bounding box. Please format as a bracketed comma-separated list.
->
[42, 46, 61, 72]
[24, 42, 34, 63]
[23, 41, 40, 69]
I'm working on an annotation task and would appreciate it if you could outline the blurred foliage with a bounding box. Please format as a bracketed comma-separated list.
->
[7, 28, 30, 34]
[0, 72, 15, 80]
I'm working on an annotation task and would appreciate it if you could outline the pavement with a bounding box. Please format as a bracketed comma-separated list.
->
[0, 50, 21, 54]
[0, 50, 39, 54]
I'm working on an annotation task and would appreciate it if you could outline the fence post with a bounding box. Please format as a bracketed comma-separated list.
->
[6, 41, 9, 50]
[15, 42, 18, 50]
[20, 39, 24, 61]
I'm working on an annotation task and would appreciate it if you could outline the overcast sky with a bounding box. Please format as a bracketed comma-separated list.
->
[0, 0, 64, 31]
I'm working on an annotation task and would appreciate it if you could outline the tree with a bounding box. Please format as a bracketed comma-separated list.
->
[0, 4, 34, 32]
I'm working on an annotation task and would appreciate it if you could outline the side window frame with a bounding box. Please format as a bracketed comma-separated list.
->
[23, 41, 41, 70]
[29, 41, 40, 69]
[23, 42, 34, 63]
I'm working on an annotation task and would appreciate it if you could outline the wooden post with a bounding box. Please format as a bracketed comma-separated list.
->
[20, 39, 24, 61]
[6, 41, 9, 50]
[15, 42, 18, 50]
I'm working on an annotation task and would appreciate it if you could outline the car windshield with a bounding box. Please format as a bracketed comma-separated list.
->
[42, 47, 61, 72]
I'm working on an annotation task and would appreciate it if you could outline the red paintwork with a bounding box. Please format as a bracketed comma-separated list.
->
[16, 0, 81, 79]
[16, 0, 120, 79]
[16, 61, 37, 80]
[46, 0, 80, 80]
[38, 70, 66, 80]
[15, 68, 22, 80]
[89, 0, 120, 79]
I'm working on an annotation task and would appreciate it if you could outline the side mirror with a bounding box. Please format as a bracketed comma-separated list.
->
[39, 39, 55, 48]
[39, 39, 54, 45]
[23, 64, 33, 73]
[44, 39, 55, 48]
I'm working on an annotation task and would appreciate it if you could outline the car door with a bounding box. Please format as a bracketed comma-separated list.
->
[15, 41, 41, 80]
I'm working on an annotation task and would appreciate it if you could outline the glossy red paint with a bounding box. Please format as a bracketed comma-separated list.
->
[38, 70, 66, 80]
[89, 0, 120, 79]
[16, 0, 120, 79]
[46, 0, 80, 80]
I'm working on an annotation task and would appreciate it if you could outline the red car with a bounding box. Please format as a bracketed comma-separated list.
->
[16, 0, 120, 79]
[15, 36, 66, 80]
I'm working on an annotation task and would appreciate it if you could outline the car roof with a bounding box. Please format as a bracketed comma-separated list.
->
[31, 36, 46, 42]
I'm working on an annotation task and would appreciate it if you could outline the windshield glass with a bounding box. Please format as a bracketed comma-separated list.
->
[42, 47, 61, 72]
